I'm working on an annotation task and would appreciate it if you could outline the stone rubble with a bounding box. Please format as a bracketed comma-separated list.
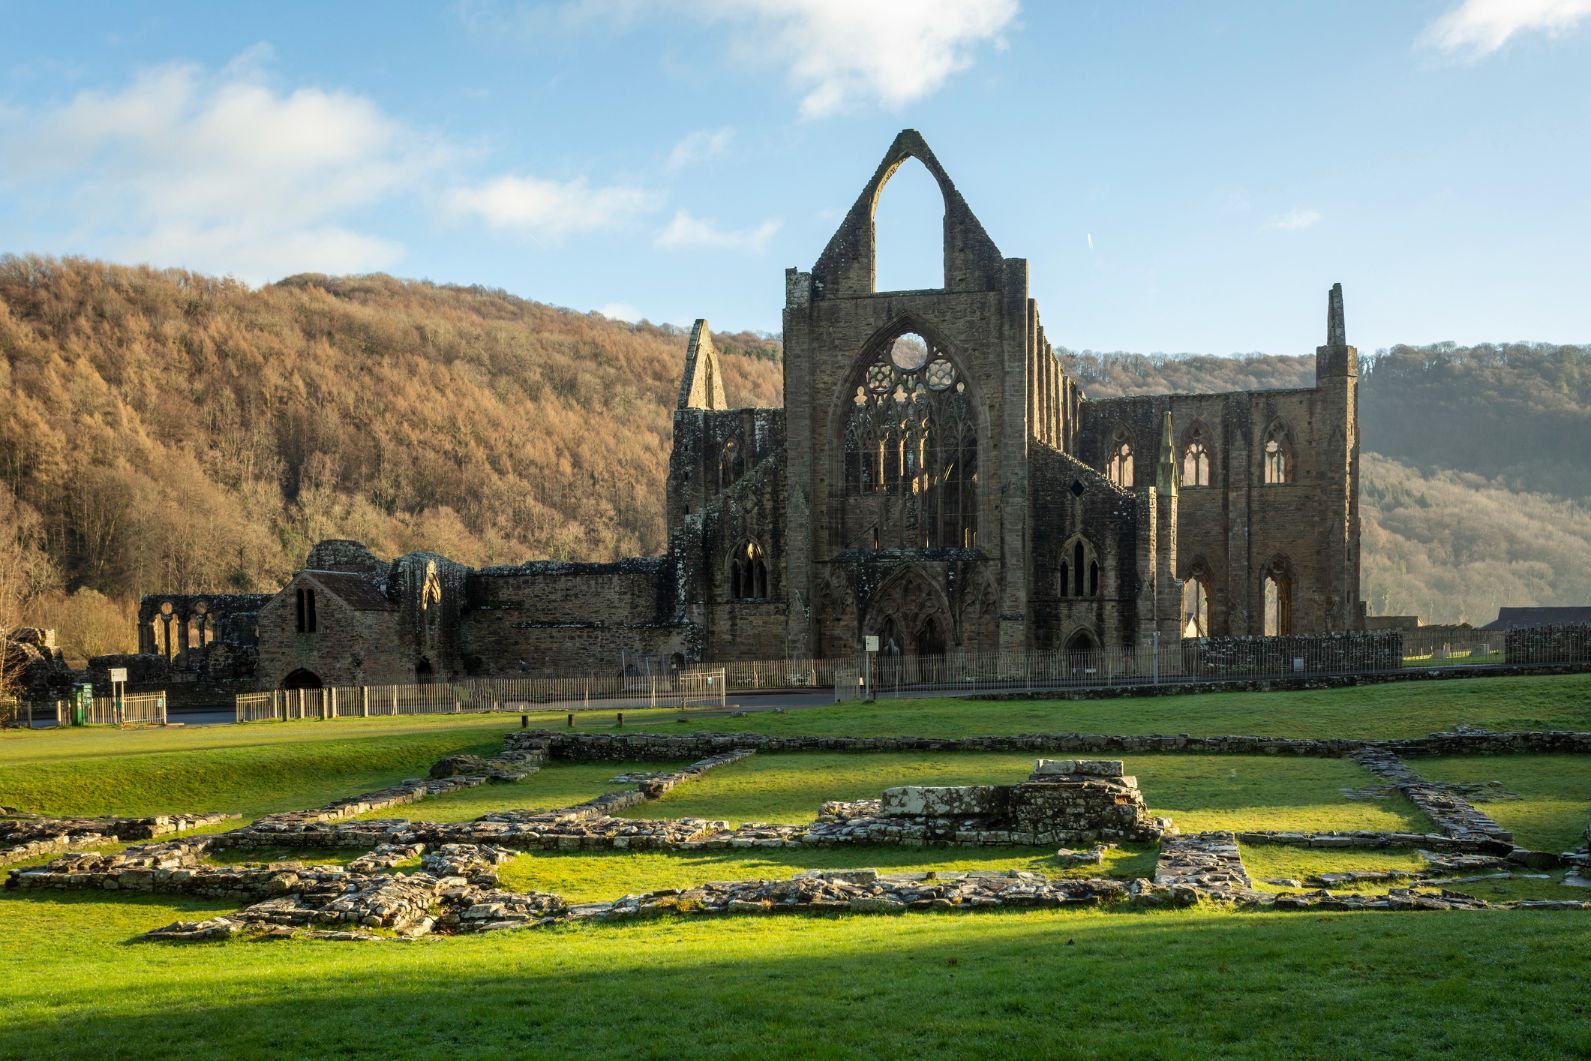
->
[0, 811, 237, 866]
[9, 728, 1591, 944]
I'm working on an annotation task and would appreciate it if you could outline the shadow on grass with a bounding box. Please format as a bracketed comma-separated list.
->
[2, 900, 1587, 1057]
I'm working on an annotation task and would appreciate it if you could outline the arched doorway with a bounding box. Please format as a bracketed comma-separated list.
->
[415, 657, 434, 683]
[282, 668, 322, 690]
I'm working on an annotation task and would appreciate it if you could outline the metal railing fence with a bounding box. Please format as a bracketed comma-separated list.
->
[232, 626, 1591, 721]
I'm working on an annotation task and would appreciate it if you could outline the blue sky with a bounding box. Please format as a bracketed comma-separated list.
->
[1, 1, 1588, 356]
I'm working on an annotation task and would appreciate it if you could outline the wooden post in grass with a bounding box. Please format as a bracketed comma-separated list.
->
[361, 687, 369, 718]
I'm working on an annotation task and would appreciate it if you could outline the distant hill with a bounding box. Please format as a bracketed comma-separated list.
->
[0, 256, 779, 650]
[2, 256, 1585, 653]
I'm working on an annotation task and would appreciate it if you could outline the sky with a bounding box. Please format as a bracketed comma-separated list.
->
[1, 0, 1588, 356]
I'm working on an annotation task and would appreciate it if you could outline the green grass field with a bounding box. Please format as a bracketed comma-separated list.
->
[1415, 754, 1591, 852]
[1, 894, 1586, 1057]
[2, 674, 1588, 1057]
[619, 751, 1433, 834]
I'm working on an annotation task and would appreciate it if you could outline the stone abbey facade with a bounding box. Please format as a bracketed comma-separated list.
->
[141, 131, 1362, 689]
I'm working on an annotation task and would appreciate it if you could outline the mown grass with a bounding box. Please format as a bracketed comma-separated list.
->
[1240, 845, 1591, 902]
[618, 752, 1434, 835]
[1414, 754, 1591, 852]
[349, 761, 688, 822]
[0, 892, 1586, 1058]
[663, 672, 1591, 739]
[497, 845, 1161, 903]
[0, 716, 517, 820]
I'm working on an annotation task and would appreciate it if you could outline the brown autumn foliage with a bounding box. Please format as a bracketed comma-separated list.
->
[0, 256, 781, 614]
[3, 254, 1586, 649]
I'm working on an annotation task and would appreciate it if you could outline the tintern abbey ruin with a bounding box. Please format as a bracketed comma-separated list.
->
[140, 131, 1363, 690]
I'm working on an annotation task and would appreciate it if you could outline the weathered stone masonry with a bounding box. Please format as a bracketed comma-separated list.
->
[138, 129, 1365, 690]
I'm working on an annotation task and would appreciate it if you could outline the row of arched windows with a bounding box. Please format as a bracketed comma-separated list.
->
[1180, 559, 1294, 637]
[1104, 422, 1295, 489]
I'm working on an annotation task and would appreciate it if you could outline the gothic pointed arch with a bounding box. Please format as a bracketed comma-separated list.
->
[1059, 533, 1101, 598]
[864, 564, 957, 657]
[1106, 428, 1134, 489]
[1180, 420, 1214, 488]
[834, 317, 980, 552]
[1262, 418, 1296, 485]
[1180, 556, 1213, 637]
[810, 130, 1005, 298]
[727, 540, 769, 601]
[1260, 555, 1295, 635]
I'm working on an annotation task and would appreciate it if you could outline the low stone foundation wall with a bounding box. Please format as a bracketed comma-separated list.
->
[1505, 624, 1591, 665]
[513, 729, 1591, 763]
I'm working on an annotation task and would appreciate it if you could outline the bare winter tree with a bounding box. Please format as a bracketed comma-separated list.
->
[0, 483, 59, 701]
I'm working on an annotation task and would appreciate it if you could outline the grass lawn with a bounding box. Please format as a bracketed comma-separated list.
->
[0, 892, 1586, 1058]
[1240, 845, 1591, 902]
[498, 844, 1162, 903]
[661, 672, 1591, 739]
[3, 678, 1590, 1056]
[0, 716, 519, 820]
[349, 761, 688, 822]
[1414, 754, 1591, 852]
[618, 752, 1433, 835]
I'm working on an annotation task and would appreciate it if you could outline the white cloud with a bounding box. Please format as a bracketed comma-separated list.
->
[1266, 208, 1322, 232]
[667, 127, 734, 171]
[1086, 232, 1094, 252]
[0, 49, 443, 281]
[455, 0, 1018, 118]
[444, 175, 660, 243]
[654, 209, 780, 253]
[596, 301, 642, 322]
[1421, 0, 1591, 59]
[704, 0, 1019, 117]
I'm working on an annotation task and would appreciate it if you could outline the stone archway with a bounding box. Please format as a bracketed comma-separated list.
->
[865, 566, 956, 683]
[282, 668, 323, 690]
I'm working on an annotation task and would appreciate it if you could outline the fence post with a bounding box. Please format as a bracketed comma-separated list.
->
[361, 687, 370, 717]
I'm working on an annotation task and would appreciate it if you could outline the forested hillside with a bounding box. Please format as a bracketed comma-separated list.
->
[0, 257, 780, 655]
[2, 255, 1586, 656]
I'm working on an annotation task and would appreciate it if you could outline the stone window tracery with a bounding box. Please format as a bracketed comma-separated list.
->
[1107, 431, 1134, 489]
[840, 330, 977, 550]
[1060, 534, 1101, 598]
[1263, 422, 1293, 485]
[1182, 427, 1211, 487]
[729, 541, 769, 601]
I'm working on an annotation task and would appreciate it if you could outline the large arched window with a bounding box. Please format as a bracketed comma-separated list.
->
[840, 329, 977, 550]
[1182, 425, 1211, 487]
[1261, 558, 1293, 636]
[729, 541, 769, 601]
[1107, 431, 1134, 489]
[1059, 534, 1101, 598]
[872, 156, 945, 293]
[719, 437, 745, 490]
[1182, 561, 1211, 637]
[1262, 422, 1293, 485]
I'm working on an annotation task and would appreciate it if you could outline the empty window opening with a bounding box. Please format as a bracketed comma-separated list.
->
[295, 587, 317, 633]
[1062, 535, 1100, 598]
[1262, 566, 1293, 636]
[719, 437, 745, 490]
[1263, 424, 1293, 484]
[1182, 429, 1211, 487]
[1182, 571, 1210, 637]
[872, 156, 945, 293]
[1107, 432, 1134, 489]
[730, 541, 769, 601]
